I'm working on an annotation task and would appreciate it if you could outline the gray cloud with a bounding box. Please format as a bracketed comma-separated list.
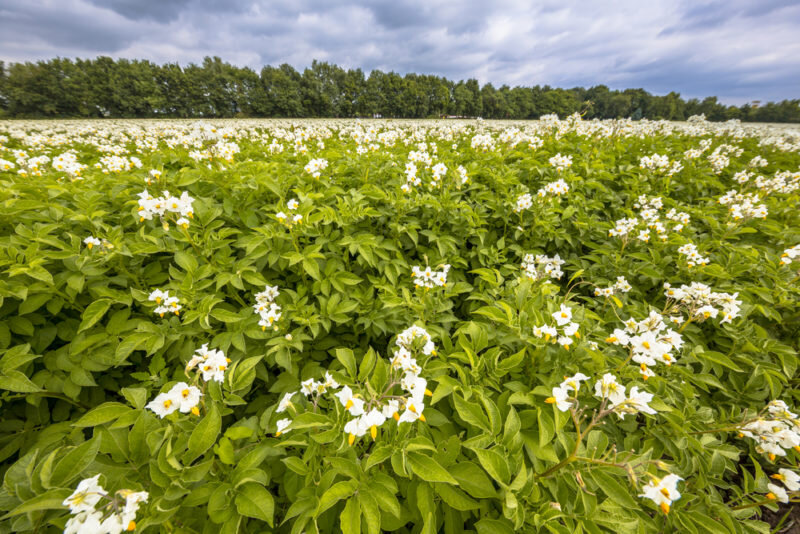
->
[0, 0, 798, 104]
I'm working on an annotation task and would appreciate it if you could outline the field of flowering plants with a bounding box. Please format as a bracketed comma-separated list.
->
[1, 115, 800, 534]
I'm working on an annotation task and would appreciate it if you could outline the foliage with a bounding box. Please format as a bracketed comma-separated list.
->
[0, 117, 799, 533]
[1, 57, 800, 121]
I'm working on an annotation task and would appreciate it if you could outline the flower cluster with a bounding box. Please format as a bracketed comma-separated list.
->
[514, 193, 532, 212]
[136, 189, 194, 228]
[52, 152, 87, 178]
[548, 153, 572, 171]
[663, 282, 741, 325]
[536, 178, 569, 198]
[185, 344, 229, 383]
[304, 158, 328, 178]
[718, 190, 768, 221]
[276, 198, 303, 227]
[780, 245, 800, 266]
[609, 197, 689, 244]
[274, 326, 434, 445]
[546, 372, 657, 418]
[521, 253, 565, 281]
[738, 400, 800, 460]
[253, 285, 282, 330]
[63, 475, 148, 534]
[594, 276, 632, 297]
[677, 243, 710, 268]
[412, 264, 450, 289]
[534, 304, 580, 349]
[606, 311, 684, 379]
[148, 289, 181, 317]
[146, 382, 202, 418]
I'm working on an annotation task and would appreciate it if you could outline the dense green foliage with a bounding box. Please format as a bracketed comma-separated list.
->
[1, 57, 799, 122]
[0, 118, 799, 534]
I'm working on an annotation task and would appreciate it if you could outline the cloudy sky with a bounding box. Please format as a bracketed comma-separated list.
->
[1, 0, 798, 104]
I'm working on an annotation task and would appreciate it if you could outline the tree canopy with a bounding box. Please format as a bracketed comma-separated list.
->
[0, 56, 798, 122]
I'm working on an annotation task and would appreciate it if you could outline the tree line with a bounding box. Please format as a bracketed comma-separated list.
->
[0, 56, 798, 122]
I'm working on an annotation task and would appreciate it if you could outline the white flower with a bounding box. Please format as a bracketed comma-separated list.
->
[335, 385, 365, 416]
[146, 390, 181, 418]
[287, 198, 299, 210]
[64, 510, 104, 534]
[552, 304, 573, 326]
[616, 387, 657, 418]
[83, 236, 101, 249]
[594, 374, 626, 406]
[545, 385, 572, 412]
[276, 418, 291, 436]
[171, 382, 202, 414]
[767, 483, 789, 503]
[199, 349, 228, 383]
[772, 468, 800, 492]
[277, 392, 295, 413]
[639, 474, 682, 514]
[63, 475, 104, 513]
[560, 373, 589, 392]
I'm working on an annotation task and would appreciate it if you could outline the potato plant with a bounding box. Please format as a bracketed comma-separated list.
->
[0, 116, 799, 533]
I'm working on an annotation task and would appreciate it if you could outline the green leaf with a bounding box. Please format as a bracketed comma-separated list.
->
[78, 299, 112, 333]
[407, 452, 458, 485]
[175, 250, 199, 272]
[235, 483, 275, 526]
[50, 437, 100, 486]
[340, 497, 361, 534]
[0, 370, 42, 392]
[210, 308, 245, 323]
[185, 403, 221, 463]
[335, 347, 357, 380]
[317, 480, 358, 517]
[471, 447, 511, 485]
[435, 483, 480, 511]
[73, 402, 133, 427]
[590, 470, 637, 508]
[0, 489, 72, 520]
[453, 394, 490, 432]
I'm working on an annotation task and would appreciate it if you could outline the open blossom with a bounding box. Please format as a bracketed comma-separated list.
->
[63, 475, 104, 514]
[275, 418, 291, 437]
[640, 474, 682, 514]
[615, 386, 657, 418]
[83, 236, 101, 249]
[594, 373, 626, 406]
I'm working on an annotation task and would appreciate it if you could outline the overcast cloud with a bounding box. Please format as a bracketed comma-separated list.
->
[1, 0, 798, 104]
